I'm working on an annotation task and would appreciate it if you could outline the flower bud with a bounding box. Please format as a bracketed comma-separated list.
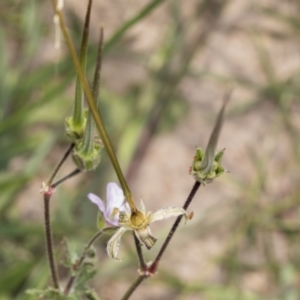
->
[190, 90, 231, 184]
[190, 147, 226, 184]
[65, 109, 88, 141]
[72, 140, 102, 171]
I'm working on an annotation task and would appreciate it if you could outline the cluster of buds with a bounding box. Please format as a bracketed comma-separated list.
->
[190, 147, 226, 184]
[189, 90, 231, 184]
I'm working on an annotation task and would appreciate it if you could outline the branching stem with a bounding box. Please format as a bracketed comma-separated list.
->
[51, 168, 81, 189]
[120, 181, 201, 300]
[46, 143, 75, 186]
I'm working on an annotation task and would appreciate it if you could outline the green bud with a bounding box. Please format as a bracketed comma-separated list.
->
[190, 89, 231, 184]
[190, 148, 226, 184]
[72, 139, 102, 171]
[194, 160, 202, 171]
[195, 147, 204, 160]
[65, 109, 88, 141]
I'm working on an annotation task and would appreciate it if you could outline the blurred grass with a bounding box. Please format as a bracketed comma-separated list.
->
[0, 0, 300, 299]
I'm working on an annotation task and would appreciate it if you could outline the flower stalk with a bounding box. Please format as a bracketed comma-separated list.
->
[148, 181, 200, 274]
[72, 0, 91, 128]
[44, 194, 60, 289]
[51, 168, 81, 189]
[46, 143, 75, 187]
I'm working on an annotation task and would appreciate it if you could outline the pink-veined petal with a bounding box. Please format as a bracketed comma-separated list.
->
[106, 227, 129, 260]
[87, 193, 105, 213]
[105, 217, 119, 227]
[106, 182, 125, 216]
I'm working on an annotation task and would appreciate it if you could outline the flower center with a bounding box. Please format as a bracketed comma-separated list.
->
[130, 210, 145, 227]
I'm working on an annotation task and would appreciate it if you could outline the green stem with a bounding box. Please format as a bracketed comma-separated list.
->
[73, 0, 92, 126]
[81, 26, 104, 155]
[50, 0, 136, 211]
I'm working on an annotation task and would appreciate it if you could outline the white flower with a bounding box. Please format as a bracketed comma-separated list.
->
[87, 182, 129, 227]
[107, 200, 190, 261]
[88, 182, 191, 260]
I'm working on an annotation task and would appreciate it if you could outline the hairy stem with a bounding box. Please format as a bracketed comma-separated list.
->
[149, 181, 201, 273]
[44, 195, 60, 289]
[43, 144, 76, 289]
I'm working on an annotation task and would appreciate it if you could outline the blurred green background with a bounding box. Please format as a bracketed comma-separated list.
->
[1, 0, 300, 299]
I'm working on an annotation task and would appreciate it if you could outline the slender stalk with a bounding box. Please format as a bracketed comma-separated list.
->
[64, 228, 112, 295]
[47, 143, 75, 186]
[81, 26, 104, 154]
[93, 27, 104, 104]
[43, 144, 75, 289]
[49, 0, 136, 211]
[73, 0, 92, 127]
[51, 168, 81, 189]
[148, 181, 201, 273]
[44, 195, 60, 289]
[133, 232, 147, 271]
[120, 276, 146, 300]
